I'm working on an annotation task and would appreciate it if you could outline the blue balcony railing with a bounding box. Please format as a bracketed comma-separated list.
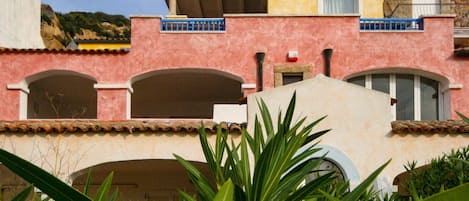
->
[360, 18, 424, 31]
[161, 18, 226, 32]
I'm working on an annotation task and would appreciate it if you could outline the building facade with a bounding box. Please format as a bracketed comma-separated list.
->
[0, 0, 469, 200]
[0, 0, 44, 48]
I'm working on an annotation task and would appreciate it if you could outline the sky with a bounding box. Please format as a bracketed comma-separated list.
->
[41, 0, 169, 17]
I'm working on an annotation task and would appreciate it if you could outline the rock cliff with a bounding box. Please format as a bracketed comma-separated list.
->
[40, 4, 131, 49]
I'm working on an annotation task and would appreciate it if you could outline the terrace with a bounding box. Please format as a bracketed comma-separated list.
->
[389, 2, 469, 47]
[160, 16, 427, 32]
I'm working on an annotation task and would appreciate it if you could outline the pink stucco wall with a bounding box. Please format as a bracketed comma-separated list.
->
[0, 15, 467, 120]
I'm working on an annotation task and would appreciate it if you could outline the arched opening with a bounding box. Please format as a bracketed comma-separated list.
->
[131, 69, 243, 119]
[26, 71, 97, 119]
[71, 160, 212, 201]
[0, 164, 28, 200]
[345, 69, 451, 120]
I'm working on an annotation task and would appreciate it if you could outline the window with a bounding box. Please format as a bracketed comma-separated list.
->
[348, 74, 440, 120]
[306, 159, 345, 183]
[282, 73, 304, 85]
[274, 65, 311, 87]
[321, 0, 358, 14]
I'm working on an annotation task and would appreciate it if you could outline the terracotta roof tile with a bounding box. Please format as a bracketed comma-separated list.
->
[0, 48, 129, 54]
[0, 120, 245, 134]
[392, 120, 469, 134]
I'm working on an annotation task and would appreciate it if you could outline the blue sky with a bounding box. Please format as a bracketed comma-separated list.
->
[41, 0, 169, 17]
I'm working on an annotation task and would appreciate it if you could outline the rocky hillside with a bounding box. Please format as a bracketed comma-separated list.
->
[41, 4, 131, 49]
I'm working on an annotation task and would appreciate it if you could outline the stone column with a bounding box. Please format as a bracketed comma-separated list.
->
[94, 84, 132, 120]
[166, 0, 187, 19]
[169, 0, 177, 15]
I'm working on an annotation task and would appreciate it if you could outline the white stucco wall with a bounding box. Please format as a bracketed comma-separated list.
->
[247, 74, 469, 190]
[0, 0, 44, 48]
[0, 132, 241, 182]
[213, 104, 247, 123]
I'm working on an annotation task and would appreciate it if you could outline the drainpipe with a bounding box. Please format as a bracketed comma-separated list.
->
[323, 48, 333, 77]
[256, 52, 265, 92]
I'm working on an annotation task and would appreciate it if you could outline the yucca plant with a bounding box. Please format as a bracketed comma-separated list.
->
[0, 148, 120, 201]
[176, 92, 390, 201]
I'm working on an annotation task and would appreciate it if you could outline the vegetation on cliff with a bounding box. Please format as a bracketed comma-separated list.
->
[41, 4, 131, 48]
[55, 11, 130, 39]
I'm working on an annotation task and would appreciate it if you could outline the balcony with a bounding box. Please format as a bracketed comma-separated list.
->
[160, 17, 426, 32]
[360, 18, 424, 31]
[160, 18, 226, 32]
[388, 2, 469, 47]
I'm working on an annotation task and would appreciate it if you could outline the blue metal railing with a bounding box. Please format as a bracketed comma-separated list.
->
[161, 18, 225, 32]
[360, 18, 424, 31]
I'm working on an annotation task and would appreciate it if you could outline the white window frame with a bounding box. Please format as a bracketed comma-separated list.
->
[362, 74, 442, 121]
[318, 0, 362, 15]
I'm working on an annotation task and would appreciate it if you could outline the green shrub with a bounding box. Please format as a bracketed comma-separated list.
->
[404, 146, 469, 198]
[400, 112, 469, 199]
[55, 11, 130, 38]
[41, 14, 52, 25]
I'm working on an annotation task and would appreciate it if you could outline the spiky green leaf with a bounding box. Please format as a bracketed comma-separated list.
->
[94, 172, 114, 201]
[213, 179, 235, 201]
[0, 149, 92, 201]
[11, 184, 33, 201]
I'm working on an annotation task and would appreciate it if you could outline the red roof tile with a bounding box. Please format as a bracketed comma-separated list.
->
[0, 48, 129, 54]
[392, 120, 469, 134]
[0, 120, 244, 134]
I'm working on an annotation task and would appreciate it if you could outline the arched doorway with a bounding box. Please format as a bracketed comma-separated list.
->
[71, 160, 212, 201]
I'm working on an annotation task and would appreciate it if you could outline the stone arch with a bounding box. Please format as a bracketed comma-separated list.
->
[19, 70, 98, 119]
[130, 68, 244, 84]
[70, 159, 212, 201]
[129, 68, 245, 119]
[24, 69, 97, 84]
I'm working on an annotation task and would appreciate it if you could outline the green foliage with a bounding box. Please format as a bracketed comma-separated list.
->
[176, 92, 390, 201]
[401, 110, 469, 200]
[11, 185, 33, 201]
[93, 172, 114, 201]
[400, 110, 469, 200]
[0, 149, 120, 201]
[318, 160, 392, 201]
[421, 182, 469, 201]
[0, 149, 91, 201]
[40, 14, 52, 25]
[403, 146, 469, 198]
[55, 11, 130, 38]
